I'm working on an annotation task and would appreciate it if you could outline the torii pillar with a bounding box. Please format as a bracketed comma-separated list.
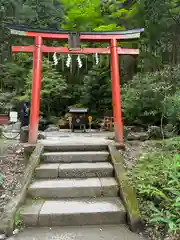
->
[110, 39, 123, 142]
[29, 36, 43, 144]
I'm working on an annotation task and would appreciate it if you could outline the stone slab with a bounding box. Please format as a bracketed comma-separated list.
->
[28, 178, 118, 198]
[41, 138, 110, 152]
[42, 151, 109, 163]
[100, 178, 119, 197]
[35, 164, 60, 178]
[37, 197, 125, 226]
[108, 144, 142, 232]
[7, 225, 145, 240]
[20, 200, 44, 226]
[58, 162, 113, 178]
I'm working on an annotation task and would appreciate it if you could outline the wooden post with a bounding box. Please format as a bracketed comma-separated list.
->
[110, 39, 123, 142]
[28, 36, 42, 143]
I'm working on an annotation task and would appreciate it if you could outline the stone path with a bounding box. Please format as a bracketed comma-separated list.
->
[41, 129, 114, 140]
[8, 225, 145, 240]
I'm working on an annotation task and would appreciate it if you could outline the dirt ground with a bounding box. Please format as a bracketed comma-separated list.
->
[0, 139, 25, 214]
[121, 140, 147, 168]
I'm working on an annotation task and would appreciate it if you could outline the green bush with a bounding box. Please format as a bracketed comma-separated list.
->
[164, 92, 180, 130]
[121, 65, 180, 127]
[133, 143, 180, 234]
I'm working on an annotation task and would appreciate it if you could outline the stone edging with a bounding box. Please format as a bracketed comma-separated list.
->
[108, 144, 142, 232]
[0, 143, 44, 236]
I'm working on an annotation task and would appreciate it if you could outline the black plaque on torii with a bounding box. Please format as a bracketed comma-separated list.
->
[68, 32, 81, 50]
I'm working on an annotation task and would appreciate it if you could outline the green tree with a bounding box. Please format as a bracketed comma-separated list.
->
[21, 60, 69, 117]
[18, 0, 64, 28]
[60, 0, 137, 31]
[81, 65, 112, 117]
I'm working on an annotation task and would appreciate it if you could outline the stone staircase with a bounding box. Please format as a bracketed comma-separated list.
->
[19, 143, 126, 227]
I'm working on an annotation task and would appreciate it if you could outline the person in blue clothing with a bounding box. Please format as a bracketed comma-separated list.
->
[21, 101, 30, 127]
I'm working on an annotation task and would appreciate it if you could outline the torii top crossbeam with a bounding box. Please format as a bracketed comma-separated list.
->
[8, 24, 144, 41]
[7, 23, 144, 144]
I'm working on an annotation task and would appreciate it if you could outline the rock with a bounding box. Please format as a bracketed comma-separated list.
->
[127, 132, 149, 141]
[44, 125, 59, 132]
[164, 124, 176, 138]
[19, 126, 29, 143]
[58, 118, 69, 129]
[0, 234, 6, 240]
[124, 126, 145, 132]
[39, 118, 49, 131]
[38, 133, 46, 140]
[15, 147, 24, 155]
[13, 229, 19, 235]
[148, 126, 162, 139]
[0, 194, 5, 199]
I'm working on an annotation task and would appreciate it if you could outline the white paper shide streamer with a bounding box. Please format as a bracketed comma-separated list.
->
[53, 52, 58, 65]
[66, 54, 72, 68]
[95, 53, 99, 65]
[77, 55, 82, 68]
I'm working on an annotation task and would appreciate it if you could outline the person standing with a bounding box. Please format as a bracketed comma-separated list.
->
[20, 101, 30, 127]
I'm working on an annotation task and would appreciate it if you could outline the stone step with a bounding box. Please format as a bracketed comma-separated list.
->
[42, 151, 109, 163]
[6, 225, 146, 240]
[35, 162, 113, 179]
[20, 197, 126, 226]
[42, 139, 109, 152]
[28, 178, 118, 198]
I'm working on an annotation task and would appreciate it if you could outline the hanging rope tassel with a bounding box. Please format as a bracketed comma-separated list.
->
[66, 54, 72, 68]
[53, 52, 58, 65]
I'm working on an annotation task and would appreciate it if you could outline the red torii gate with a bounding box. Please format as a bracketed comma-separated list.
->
[7, 24, 144, 144]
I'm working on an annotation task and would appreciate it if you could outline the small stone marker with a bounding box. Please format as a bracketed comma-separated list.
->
[9, 111, 18, 123]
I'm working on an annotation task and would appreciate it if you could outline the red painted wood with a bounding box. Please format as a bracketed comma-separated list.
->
[28, 36, 43, 144]
[12, 45, 139, 55]
[12, 46, 34, 52]
[41, 46, 139, 55]
[110, 39, 123, 143]
[25, 31, 140, 41]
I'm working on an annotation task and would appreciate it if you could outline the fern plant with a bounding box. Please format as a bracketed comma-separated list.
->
[133, 145, 180, 234]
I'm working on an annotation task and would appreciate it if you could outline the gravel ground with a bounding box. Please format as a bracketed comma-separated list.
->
[0, 139, 25, 214]
[120, 140, 147, 168]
